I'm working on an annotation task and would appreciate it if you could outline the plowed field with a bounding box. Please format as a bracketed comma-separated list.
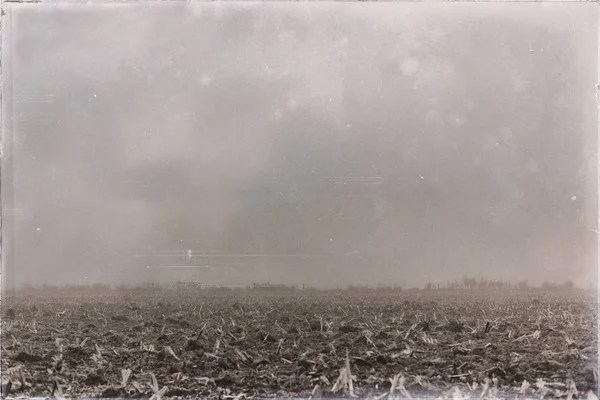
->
[1, 289, 597, 399]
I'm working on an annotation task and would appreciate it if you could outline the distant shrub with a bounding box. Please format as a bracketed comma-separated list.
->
[541, 281, 576, 291]
[562, 280, 574, 290]
[251, 282, 296, 292]
[92, 283, 111, 291]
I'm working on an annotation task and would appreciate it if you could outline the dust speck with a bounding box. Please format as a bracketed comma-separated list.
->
[400, 58, 420, 77]
[198, 73, 213, 86]
[271, 109, 283, 122]
[287, 98, 298, 110]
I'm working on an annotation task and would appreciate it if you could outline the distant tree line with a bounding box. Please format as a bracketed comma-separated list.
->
[423, 276, 577, 291]
[7, 277, 584, 295]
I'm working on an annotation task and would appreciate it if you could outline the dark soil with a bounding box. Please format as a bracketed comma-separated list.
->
[1, 289, 597, 399]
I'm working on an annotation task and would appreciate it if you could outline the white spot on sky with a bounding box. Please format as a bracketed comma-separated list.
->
[400, 58, 420, 77]
[571, 196, 577, 201]
[346, 124, 351, 129]
[212, 2, 226, 19]
[36, 227, 41, 232]
[287, 98, 298, 110]
[252, 19, 264, 32]
[513, 76, 527, 93]
[188, 2, 204, 16]
[453, 115, 466, 126]
[278, 31, 293, 42]
[271, 109, 283, 122]
[93, 93, 97, 98]
[427, 27, 446, 44]
[420, 175, 424, 180]
[425, 109, 441, 124]
[198, 73, 213, 86]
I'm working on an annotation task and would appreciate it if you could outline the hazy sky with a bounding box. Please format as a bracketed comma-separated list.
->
[2, 2, 598, 288]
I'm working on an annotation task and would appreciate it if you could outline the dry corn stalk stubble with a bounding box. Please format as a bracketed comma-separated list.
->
[0, 289, 597, 399]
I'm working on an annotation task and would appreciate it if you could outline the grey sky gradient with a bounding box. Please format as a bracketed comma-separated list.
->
[2, 3, 598, 288]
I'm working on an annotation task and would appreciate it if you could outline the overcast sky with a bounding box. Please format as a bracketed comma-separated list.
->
[2, 2, 597, 288]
